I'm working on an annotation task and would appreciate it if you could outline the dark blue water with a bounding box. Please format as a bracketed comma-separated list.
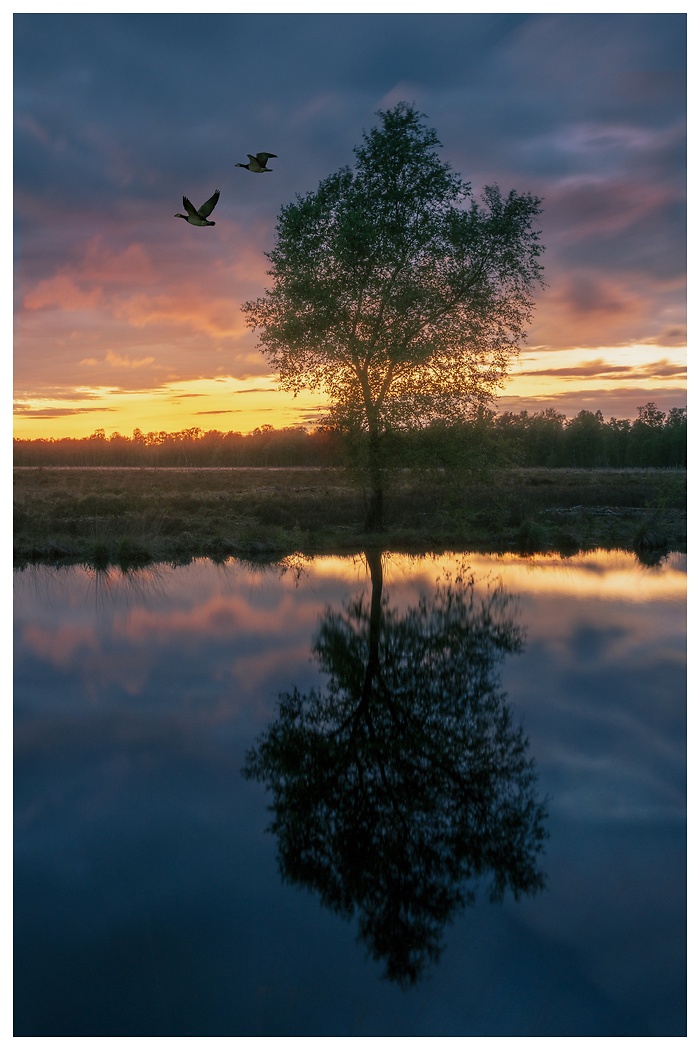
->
[14, 551, 686, 1036]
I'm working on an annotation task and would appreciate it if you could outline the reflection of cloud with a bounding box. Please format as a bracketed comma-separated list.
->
[463, 550, 686, 603]
[116, 592, 318, 646]
[23, 624, 97, 666]
[235, 551, 686, 610]
[232, 638, 312, 697]
[378, 550, 687, 606]
[15, 111, 51, 144]
[504, 603, 685, 828]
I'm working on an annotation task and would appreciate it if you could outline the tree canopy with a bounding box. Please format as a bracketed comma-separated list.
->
[243, 102, 545, 527]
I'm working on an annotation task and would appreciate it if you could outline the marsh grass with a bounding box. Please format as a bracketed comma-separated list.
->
[13, 466, 686, 568]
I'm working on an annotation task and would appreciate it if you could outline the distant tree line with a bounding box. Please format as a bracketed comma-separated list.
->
[13, 403, 686, 470]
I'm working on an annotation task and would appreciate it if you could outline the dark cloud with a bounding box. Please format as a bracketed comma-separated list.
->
[565, 275, 627, 317]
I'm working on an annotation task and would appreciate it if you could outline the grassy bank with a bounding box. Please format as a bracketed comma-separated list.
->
[13, 466, 686, 569]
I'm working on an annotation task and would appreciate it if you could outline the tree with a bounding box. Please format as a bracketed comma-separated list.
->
[564, 409, 608, 467]
[663, 406, 687, 468]
[630, 402, 667, 467]
[607, 417, 632, 468]
[243, 103, 545, 529]
[243, 553, 548, 985]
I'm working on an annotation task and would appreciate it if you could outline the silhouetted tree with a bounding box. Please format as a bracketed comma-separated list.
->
[663, 406, 687, 468]
[631, 402, 667, 467]
[526, 409, 567, 466]
[565, 409, 606, 467]
[242, 103, 545, 529]
[243, 554, 548, 985]
[606, 417, 632, 468]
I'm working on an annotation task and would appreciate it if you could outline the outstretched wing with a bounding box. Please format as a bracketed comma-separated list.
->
[182, 196, 198, 217]
[198, 189, 220, 217]
[255, 152, 277, 163]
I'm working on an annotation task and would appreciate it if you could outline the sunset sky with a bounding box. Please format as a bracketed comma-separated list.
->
[14, 11, 686, 440]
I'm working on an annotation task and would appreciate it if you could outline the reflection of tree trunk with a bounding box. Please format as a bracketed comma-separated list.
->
[364, 429, 385, 532]
[361, 549, 383, 704]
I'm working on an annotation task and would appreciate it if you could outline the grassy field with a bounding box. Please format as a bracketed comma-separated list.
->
[13, 465, 686, 568]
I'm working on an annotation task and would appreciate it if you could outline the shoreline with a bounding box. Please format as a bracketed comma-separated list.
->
[14, 466, 686, 570]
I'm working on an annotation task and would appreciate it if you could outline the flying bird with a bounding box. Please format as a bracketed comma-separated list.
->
[175, 190, 220, 226]
[235, 152, 277, 173]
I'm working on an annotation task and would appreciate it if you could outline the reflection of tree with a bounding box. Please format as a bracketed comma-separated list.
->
[243, 552, 548, 986]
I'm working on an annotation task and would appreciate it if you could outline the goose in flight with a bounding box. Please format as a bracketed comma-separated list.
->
[175, 190, 220, 226]
[235, 152, 277, 173]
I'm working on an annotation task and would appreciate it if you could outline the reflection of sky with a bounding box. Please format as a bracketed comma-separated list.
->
[14, 552, 685, 1036]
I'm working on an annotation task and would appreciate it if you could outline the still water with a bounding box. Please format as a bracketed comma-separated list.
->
[14, 550, 686, 1036]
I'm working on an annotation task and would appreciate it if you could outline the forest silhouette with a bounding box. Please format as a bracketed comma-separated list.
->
[14, 403, 686, 470]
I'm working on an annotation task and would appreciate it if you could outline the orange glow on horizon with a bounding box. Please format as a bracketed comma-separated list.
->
[13, 375, 331, 440]
[13, 343, 686, 441]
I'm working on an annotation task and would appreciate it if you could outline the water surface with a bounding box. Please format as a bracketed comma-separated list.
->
[14, 550, 686, 1036]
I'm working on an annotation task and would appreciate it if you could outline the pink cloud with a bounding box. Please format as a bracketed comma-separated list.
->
[21, 238, 159, 316]
[113, 290, 247, 339]
[23, 274, 103, 312]
[80, 237, 158, 285]
[104, 349, 156, 368]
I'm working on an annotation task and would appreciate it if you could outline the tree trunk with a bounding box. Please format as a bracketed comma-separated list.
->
[364, 428, 385, 532]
